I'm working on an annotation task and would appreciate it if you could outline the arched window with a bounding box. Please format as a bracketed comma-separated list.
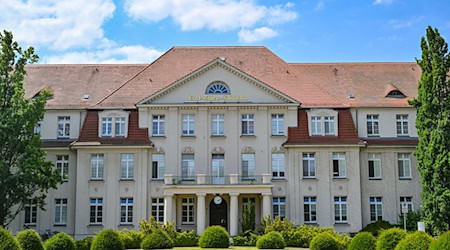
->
[386, 90, 405, 98]
[206, 82, 230, 94]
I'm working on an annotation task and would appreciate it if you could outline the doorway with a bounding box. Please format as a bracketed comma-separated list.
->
[209, 196, 228, 230]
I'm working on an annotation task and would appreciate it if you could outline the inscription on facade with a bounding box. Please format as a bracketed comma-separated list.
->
[187, 95, 248, 102]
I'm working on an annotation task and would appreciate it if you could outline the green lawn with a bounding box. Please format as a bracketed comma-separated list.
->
[172, 247, 308, 250]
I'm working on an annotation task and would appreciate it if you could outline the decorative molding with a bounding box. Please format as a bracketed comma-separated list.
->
[182, 146, 195, 154]
[241, 146, 255, 154]
[154, 147, 165, 154]
[271, 146, 285, 153]
[211, 146, 225, 154]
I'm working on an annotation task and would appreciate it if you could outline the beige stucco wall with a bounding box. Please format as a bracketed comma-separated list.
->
[39, 110, 83, 140]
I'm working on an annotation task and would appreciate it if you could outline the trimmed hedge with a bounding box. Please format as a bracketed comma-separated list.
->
[361, 220, 395, 237]
[430, 231, 450, 250]
[174, 230, 199, 247]
[310, 233, 339, 250]
[198, 226, 230, 248]
[141, 229, 174, 249]
[348, 232, 376, 250]
[75, 236, 93, 250]
[43, 232, 76, 250]
[256, 231, 286, 249]
[233, 233, 259, 246]
[91, 229, 124, 250]
[394, 231, 434, 250]
[0, 227, 21, 250]
[376, 228, 407, 250]
[120, 230, 142, 249]
[284, 225, 336, 248]
[16, 229, 44, 250]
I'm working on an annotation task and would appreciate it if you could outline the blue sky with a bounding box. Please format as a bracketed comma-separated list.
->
[0, 0, 449, 63]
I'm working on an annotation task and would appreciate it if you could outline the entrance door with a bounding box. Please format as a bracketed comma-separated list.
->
[212, 154, 225, 184]
[209, 197, 228, 229]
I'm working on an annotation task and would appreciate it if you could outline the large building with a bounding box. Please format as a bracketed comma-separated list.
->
[10, 47, 422, 238]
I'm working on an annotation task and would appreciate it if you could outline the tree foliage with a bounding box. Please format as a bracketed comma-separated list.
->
[0, 30, 61, 226]
[410, 26, 450, 235]
[241, 200, 255, 232]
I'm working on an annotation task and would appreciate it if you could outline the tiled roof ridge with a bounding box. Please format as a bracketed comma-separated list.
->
[173, 46, 267, 49]
[28, 64, 148, 67]
[289, 62, 417, 66]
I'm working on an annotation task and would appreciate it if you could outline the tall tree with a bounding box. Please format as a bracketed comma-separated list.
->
[410, 26, 450, 235]
[0, 30, 61, 226]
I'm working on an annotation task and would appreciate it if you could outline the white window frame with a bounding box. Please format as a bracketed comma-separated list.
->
[211, 114, 225, 136]
[101, 117, 113, 136]
[151, 198, 165, 223]
[24, 201, 37, 225]
[334, 196, 347, 223]
[311, 116, 322, 135]
[400, 196, 413, 214]
[271, 114, 284, 136]
[324, 116, 335, 135]
[98, 110, 129, 138]
[120, 198, 133, 224]
[151, 154, 165, 180]
[91, 154, 104, 180]
[56, 155, 69, 181]
[242, 154, 255, 179]
[57, 116, 70, 138]
[152, 115, 165, 136]
[367, 114, 380, 136]
[368, 153, 382, 179]
[115, 117, 126, 136]
[302, 153, 316, 178]
[370, 197, 383, 222]
[54, 198, 67, 225]
[272, 153, 285, 179]
[120, 154, 134, 180]
[272, 197, 286, 220]
[304, 197, 317, 223]
[307, 109, 338, 136]
[396, 114, 409, 136]
[90, 198, 103, 224]
[182, 114, 195, 136]
[332, 153, 346, 178]
[241, 114, 255, 136]
[398, 153, 411, 179]
[182, 154, 195, 180]
[182, 198, 195, 224]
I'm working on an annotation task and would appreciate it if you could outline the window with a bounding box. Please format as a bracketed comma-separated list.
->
[120, 198, 133, 224]
[55, 199, 67, 225]
[324, 116, 335, 135]
[303, 153, 316, 178]
[152, 115, 165, 136]
[182, 198, 195, 224]
[400, 197, 413, 214]
[272, 153, 285, 178]
[57, 116, 70, 138]
[271, 114, 284, 136]
[121, 154, 134, 179]
[56, 155, 69, 181]
[398, 153, 411, 179]
[182, 115, 195, 136]
[242, 114, 254, 135]
[304, 197, 317, 223]
[182, 154, 195, 180]
[24, 200, 37, 225]
[151, 154, 165, 179]
[334, 197, 347, 223]
[34, 123, 41, 135]
[311, 116, 322, 135]
[101, 117, 112, 136]
[151, 198, 164, 223]
[211, 114, 225, 136]
[243, 197, 256, 206]
[396, 115, 409, 136]
[367, 115, 379, 136]
[99, 111, 129, 138]
[115, 117, 126, 136]
[370, 197, 383, 222]
[273, 197, 286, 220]
[242, 154, 255, 179]
[332, 153, 346, 178]
[206, 82, 230, 94]
[91, 154, 104, 180]
[90, 198, 103, 224]
[368, 153, 382, 179]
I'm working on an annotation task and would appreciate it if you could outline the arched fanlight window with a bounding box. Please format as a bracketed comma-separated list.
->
[386, 90, 406, 98]
[206, 82, 230, 94]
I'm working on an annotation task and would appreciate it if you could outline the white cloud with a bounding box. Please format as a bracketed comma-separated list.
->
[315, 1, 325, 11]
[373, 0, 393, 5]
[389, 16, 424, 29]
[238, 27, 278, 43]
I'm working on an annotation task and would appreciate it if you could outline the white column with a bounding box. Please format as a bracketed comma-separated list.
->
[229, 192, 239, 236]
[164, 194, 173, 223]
[262, 193, 272, 218]
[197, 193, 206, 235]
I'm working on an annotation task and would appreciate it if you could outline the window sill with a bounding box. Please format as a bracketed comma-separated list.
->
[181, 135, 196, 138]
[24, 224, 37, 227]
[367, 135, 380, 137]
[151, 135, 166, 138]
[333, 177, 348, 180]
[89, 179, 104, 182]
[304, 222, 318, 225]
[182, 223, 195, 225]
[334, 223, 350, 226]
[118, 224, 135, 228]
[119, 178, 135, 182]
[397, 135, 410, 137]
[272, 178, 287, 181]
[54, 224, 67, 227]
[271, 134, 286, 138]
[57, 137, 70, 139]
[87, 224, 103, 227]
[211, 135, 226, 138]
[240, 134, 256, 138]
[369, 178, 382, 181]
[151, 178, 164, 182]
[399, 177, 412, 180]
[303, 177, 317, 180]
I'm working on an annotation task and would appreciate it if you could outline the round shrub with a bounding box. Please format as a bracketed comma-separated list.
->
[348, 232, 376, 250]
[394, 231, 434, 250]
[75, 236, 93, 250]
[120, 230, 142, 249]
[174, 230, 199, 247]
[0, 227, 21, 250]
[141, 229, 174, 249]
[430, 231, 450, 250]
[256, 231, 286, 249]
[198, 226, 230, 248]
[361, 220, 395, 237]
[310, 233, 339, 250]
[16, 229, 44, 250]
[43, 232, 76, 250]
[91, 229, 124, 250]
[376, 228, 407, 250]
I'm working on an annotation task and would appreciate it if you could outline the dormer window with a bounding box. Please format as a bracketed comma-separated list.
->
[98, 110, 129, 138]
[386, 90, 405, 98]
[307, 109, 339, 136]
[206, 81, 230, 94]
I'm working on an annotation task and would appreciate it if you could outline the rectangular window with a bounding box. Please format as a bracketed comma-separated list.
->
[101, 117, 112, 136]
[370, 197, 383, 222]
[151, 198, 164, 223]
[273, 197, 286, 220]
[332, 153, 346, 178]
[57, 116, 70, 138]
[56, 155, 69, 181]
[91, 154, 104, 180]
[152, 115, 165, 136]
[304, 197, 317, 223]
[400, 197, 413, 214]
[367, 115, 379, 136]
[151, 154, 165, 179]
[34, 123, 41, 135]
[334, 196, 347, 223]
[271, 114, 284, 136]
[211, 114, 225, 136]
[311, 116, 322, 135]
[24, 201, 37, 225]
[396, 115, 409, 136]
[120, 198, 133, 224]
[90, 198, 103, 224]
[115, 117, 126, 136]
[55, 198, 67, 225]
[121, 154, 134, 179]
[243, 197, 256, 206]
[324, 116, 335, 135]
[398, 153, 411, 179]
[182, 154, 195, 180]
[182, 198, 195, 224]
[182, 115, 195, 136]
[303, 153, 316, 178]
[241, 114, 254, 135]
[368, 153, 382, 179]
[272, 153, 285, 178]
[242, 154, 255, 179]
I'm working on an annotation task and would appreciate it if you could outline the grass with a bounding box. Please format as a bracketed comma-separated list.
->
[173, 247, 308, 250]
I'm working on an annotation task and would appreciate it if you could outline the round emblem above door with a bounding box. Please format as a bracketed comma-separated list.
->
[214, 196, 223, 205]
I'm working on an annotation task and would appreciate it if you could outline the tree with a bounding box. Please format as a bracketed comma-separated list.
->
[410, 26, 450, 235]
[241, 201, 255, 232]
[0, 30, 61, 226]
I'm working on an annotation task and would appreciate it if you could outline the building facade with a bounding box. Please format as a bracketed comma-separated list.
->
[9, 47, 421, 238]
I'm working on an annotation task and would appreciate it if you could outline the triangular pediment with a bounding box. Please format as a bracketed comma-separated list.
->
[138, 58, 299, 105]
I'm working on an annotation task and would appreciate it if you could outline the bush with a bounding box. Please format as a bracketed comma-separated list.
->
[174, 230, 199, 247]
[361, 220, 396, 236]
[398, 210, 422, 231]
[43, 232, 76, 250]
[394, 231, 434, 250]
[198, 226, 230, 248]
[75, 236, 93, 250]
[256, 231, 286, 249]
[376, 228, 407, 250]
[119, 229, 142, 249]
[348, 232, 376, 250]
[141, 229, 174, 249]
[310, 233, 339, 250]
[284, 225, 336, 248]
[0, 227, 21, 250]
[233, 232, 259, 246]
[430, 231, 450, 250]
[16, 229, 43, 250]
[335, 234, 352, 250]
[91, 229, 124, 250]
